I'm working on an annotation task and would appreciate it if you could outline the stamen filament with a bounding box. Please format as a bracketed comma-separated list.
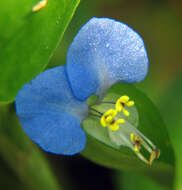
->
[100, 101, 115, 105]
[89, 107, 103, 116]
[131, 133, 153, 153]
[135, 129, 156, 149]
[89, 113, 101, 118]
[141, 140, 153, 153]
[135, 152, 149, 164]
[129, 132, 159, 164]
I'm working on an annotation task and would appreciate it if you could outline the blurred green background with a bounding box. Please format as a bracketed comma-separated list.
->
[50, 0, 182, 102]
[1, 0, 182, 189]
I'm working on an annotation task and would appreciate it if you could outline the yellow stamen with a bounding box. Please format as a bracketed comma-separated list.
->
[149, 151, 156, 165]
[109, 118, 125, 132]
[100, 95, 160, 165]
[119, 95, 130, 103]
[134, 145, 140, 152]
[109, 123, 119, 131]
[126, 101, 135, 107]
[155, 149, 160, 158]
[130, 133, 160, 164]
[100, 109, 125, 131]
[116, 118, 125, 125]
[105, 115, 113, 123]
[130, 133, 135, 143]
[115, 95, 134, 116]
[130, 133, 142, 152]
[123, 109, 130, 116]
[100, 109, 117, 127]
[32, 0, 47, 12]
[149, 149, 160, 165]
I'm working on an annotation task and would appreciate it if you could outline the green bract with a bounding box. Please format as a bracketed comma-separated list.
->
[82, 83, 174, 171]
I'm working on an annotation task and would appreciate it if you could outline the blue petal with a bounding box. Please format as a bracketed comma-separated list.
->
[15, 66, 88, 155]
[66, 17, 149, 100]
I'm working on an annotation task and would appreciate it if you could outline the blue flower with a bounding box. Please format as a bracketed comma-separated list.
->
[15, 17, 148, 155]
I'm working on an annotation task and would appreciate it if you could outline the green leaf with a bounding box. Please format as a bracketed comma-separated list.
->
[0, 0, 79, 103]
[0, 104, 61, 190]
[160, 75, 182, 190]
[81, 83, 174, 172]
[117, 171, 167, 190]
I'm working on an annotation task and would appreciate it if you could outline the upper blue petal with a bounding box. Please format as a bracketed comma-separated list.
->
[15, 66, 88, 155]
[66, 17, 149, 101]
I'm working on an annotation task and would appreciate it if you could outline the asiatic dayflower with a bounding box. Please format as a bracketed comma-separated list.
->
[15, 17, 159, 164]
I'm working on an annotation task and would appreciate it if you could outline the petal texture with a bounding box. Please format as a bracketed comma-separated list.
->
[15, 66, 88, 155]
[66, 17, 149, 100]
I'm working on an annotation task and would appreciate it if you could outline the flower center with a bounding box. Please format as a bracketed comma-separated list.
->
[88, 95, 160, 165]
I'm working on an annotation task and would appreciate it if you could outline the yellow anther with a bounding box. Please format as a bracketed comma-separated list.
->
[134, 145, 140, 152]
[115, 95, 134, 116]
[109, 123, 119, 131]
[130, 133, 141, 152]
[130, 133, 135, 143]
[149, 148, 160, 164]
[116, 118, 125, 125]
[126, 101, 134, 107]
[115, 96, 129, 111]
[155, 149, 160, 159]
[120, 95, 130, 103]
[123, 109, 130, 117]
[100, 109, 117, 127]
[32, 0, 47, 12]
[105, 115, 113, 123]
[100, 109, 125, 131]
[149, 151, 156, 165]
[100, 117, 107, 127]
[109, 118, 125, 132]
